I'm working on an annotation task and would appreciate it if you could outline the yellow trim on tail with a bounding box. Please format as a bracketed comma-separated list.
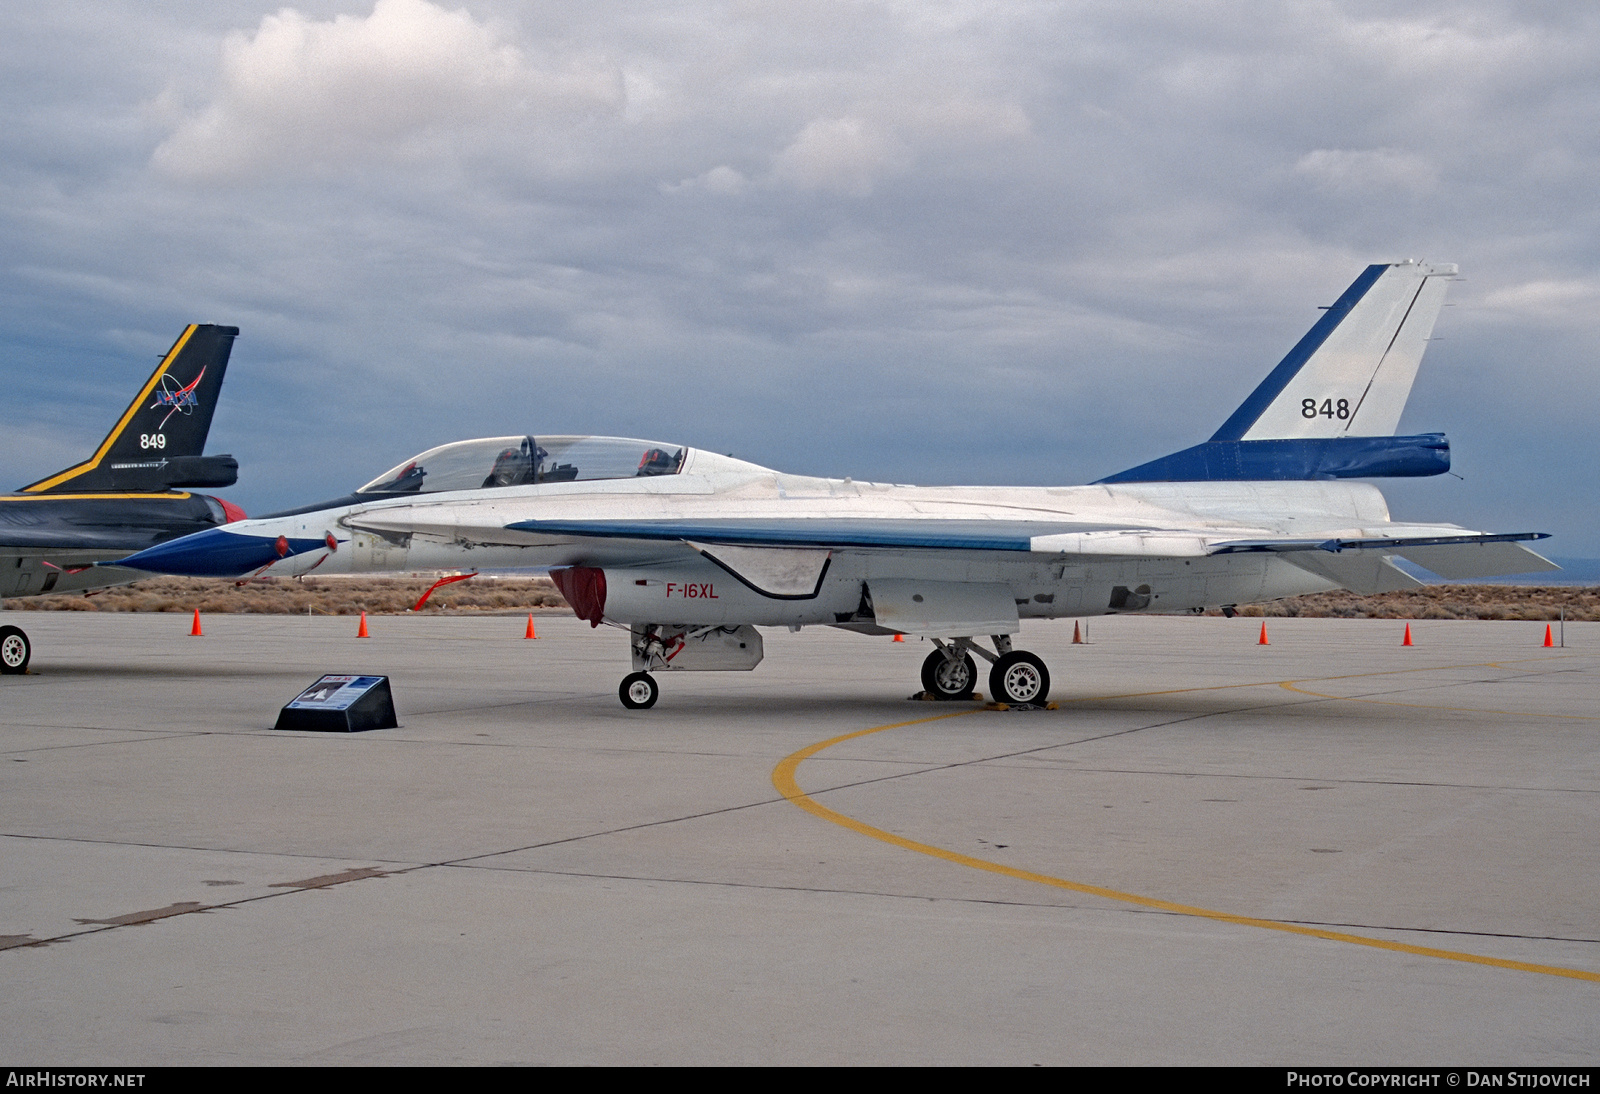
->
[20, 325, 199, 493]
[0, 492, 193, 502]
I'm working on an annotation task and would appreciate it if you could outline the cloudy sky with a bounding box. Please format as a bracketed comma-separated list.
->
[2, 1, 1596, 556]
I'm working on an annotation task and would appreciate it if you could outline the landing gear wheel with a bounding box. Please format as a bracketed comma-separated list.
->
[989, 651, 1049, 705]
[0, 625, 30, 675]
[920, 649, 977, 701]
[619, 671, 658, 710]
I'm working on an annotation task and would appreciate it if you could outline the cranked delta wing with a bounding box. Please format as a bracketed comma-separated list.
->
[116, 264, 1553, 708]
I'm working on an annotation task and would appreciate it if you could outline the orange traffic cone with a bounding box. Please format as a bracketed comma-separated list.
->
[357, 611, 369, 638]
[1257, 622, 1269, 645]
[525, 613, 538, 639]
[1543, 624, 1554, 647]
[189, 609, 203, 637]
[1072, 621, 1083, 644]
[892, 633, 904, 642]
[1402, 623, 1413, 646]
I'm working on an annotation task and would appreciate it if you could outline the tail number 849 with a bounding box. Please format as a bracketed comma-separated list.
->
[140, 433, 167, 449]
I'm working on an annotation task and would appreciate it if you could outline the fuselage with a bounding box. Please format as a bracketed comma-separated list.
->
[0, 490, 238, 597]
[135, 445, 1409, 625]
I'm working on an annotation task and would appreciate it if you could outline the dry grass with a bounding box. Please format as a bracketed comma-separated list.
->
[4, 574, 570, 616]
[1216, 585, 1600, 621]
[7, 576, 1597, 621]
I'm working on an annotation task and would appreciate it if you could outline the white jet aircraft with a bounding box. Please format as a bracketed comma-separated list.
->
[118, 261, 1555, 708]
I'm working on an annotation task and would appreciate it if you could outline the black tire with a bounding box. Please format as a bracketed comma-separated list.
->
[989, 651, 1049, 705]
[0, 625, 30, 675]
[619, 671, 659, 710]
[920, 649, 977, 701]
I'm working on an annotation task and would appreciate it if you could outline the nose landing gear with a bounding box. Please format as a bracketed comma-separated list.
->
[619, 671, 658, 709]
[0, 625, 30, 675]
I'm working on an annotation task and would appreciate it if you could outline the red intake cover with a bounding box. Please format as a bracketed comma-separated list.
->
[549, 567, 607, 627]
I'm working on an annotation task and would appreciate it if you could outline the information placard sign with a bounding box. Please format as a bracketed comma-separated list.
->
[275, 674, 398, 732]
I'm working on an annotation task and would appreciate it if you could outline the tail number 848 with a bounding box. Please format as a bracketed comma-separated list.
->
[140, 433, 167, 449]
[1302, 398, 1350, 420]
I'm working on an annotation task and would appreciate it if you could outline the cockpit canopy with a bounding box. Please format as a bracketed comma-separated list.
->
[357, 436, 686, 496]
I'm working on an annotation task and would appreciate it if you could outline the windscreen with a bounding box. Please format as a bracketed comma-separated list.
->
[357, 436, 685, 495]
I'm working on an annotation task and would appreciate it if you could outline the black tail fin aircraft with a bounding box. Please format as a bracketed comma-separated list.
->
[0, 324, 245, 674]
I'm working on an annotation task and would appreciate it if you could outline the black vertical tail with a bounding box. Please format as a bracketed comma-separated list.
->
[20, 324, 239, 494]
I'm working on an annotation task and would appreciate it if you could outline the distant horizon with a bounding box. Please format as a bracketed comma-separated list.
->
[1391, 555, 1597, 587]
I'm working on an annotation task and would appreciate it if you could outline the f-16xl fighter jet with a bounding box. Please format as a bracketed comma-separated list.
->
[118, 263, 1555, 707]
[0, 324, 244, 673]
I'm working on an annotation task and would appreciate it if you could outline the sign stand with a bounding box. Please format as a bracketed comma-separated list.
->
[275, 675, 398, 732]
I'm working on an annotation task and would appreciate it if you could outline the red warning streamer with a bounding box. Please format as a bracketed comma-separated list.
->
[410, 571, 477, 611]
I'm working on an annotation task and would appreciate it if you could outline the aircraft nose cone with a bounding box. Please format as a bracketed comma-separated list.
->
[115, 527, 325, 577]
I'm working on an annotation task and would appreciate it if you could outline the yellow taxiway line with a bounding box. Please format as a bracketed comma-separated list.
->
[771, 672, 1599, 984]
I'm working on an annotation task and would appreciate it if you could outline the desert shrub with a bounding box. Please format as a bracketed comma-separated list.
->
[9, 576, 1600, 621]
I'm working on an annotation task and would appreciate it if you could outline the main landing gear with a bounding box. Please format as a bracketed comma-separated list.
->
[0, 625, 30, 675]
[990, 650, 1049, 704]
[922, 635, 1050, 705]
[920, 649, 977, 700]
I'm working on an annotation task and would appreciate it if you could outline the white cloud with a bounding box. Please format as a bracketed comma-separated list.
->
[1479, 277, 1600, 323]
[663, 164, 749, 196]
[151, 0, 623, 182]
[898, 98, 1031, 144]
[770, 116, 910, 196]
[1293, 148, 1438, 195]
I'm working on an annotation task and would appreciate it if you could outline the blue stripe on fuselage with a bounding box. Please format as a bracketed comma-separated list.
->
[503, 518, 1091, 551]
[1094, 434, 1450, 484]
[112, 527, 328, 576]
